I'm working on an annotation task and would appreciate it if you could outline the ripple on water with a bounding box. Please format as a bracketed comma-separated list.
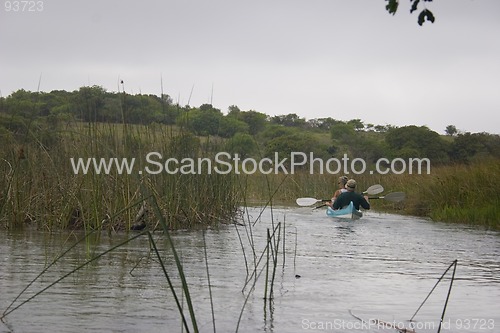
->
[1, 208, 499, 333]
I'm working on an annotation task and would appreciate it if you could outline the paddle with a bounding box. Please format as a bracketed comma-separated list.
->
[369, 192, 406, 202]
[313, 191, 406, 210]
[296, 184, 384, 207]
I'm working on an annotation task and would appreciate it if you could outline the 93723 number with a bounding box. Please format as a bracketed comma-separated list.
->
[4, 1, 43, 12]
[454, 318, 495, 330]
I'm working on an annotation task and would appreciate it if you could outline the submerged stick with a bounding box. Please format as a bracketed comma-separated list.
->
[409, 259, 458, 321]
[437, 260, 458, 333]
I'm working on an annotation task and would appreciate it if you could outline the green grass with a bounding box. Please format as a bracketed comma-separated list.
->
[0, 120, 240, 231]
[1, 116, 498, 230]
[243, 159, 500, 229]
[383, 159, 500, 228]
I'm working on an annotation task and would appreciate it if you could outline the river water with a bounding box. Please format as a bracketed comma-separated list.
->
[1, 207, 499, 333]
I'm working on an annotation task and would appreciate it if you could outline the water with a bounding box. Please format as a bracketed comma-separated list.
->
[1, 207, 499, 333]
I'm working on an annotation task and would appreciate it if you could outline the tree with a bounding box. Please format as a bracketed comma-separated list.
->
[270, 113, 307, 128]
[176, 104, 223, 136]
[330, 122, 356, 144]
[264, 132, 328, 162]
[227, 108, 267, 135]
[261, 124, 297, 141]
[348, 119, 364, 131]
[4, 89, 41, 119]
[225, 133, 257, 158]
[73, 86, 107, 122]
[385, 0, 435, 26]
[218, 116, 249, 138]
[449, 132, 500, 163]
[227, 105, 241, 117]
[311, 117, 341, 131]
[445, 125, 458, 136]
[385, 125, 449, 162]
[238, 110, 268, 135]
[374, 124, 390, 133]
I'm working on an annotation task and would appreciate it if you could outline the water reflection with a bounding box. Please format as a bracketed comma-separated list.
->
[0, 207, 499, 333]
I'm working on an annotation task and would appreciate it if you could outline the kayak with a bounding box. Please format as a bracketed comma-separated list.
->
[326, 202, 362, 220]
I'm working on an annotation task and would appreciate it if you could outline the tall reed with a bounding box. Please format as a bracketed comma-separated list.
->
[0, 118, 241, 231]
[379, 159, 499, 228]
[242, 159, 500, 228]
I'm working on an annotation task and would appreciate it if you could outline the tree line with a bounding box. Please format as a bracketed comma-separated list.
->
[1, 86, 499, 165]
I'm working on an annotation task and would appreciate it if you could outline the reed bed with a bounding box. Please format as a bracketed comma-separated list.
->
[1, 186, 290, 333]
[379, 159, 500, 228]
[243, 160, 500, 228]
[0, 120, 241, 231]
[2, 115, 497, 230]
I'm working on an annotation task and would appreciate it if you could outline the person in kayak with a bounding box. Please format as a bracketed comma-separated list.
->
[332, 179, 370, 211]
[326, 176, 348, 207]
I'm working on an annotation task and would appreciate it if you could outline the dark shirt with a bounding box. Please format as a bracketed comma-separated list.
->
[332, 191, 370, 210]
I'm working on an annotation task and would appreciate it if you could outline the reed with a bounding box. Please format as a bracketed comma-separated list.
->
[242, 159, 500, 228]
[379, 159, 499, 228]
[1, 174, 292, 332]
[0, 118, 241, 231]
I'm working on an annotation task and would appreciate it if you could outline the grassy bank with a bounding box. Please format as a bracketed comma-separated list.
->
[1, 118, 498, 230]
[0, 121, 241, 230]
[380, 159, 499, 229]
[243, 160, 499, 229]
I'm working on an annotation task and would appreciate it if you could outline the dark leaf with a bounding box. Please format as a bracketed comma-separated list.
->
[418, 9, 435, 26]
[426, 10, 435, 23]
[410, 0, 420, 14]
[385, 0, 399, 15]
[418, 11, 425, 25]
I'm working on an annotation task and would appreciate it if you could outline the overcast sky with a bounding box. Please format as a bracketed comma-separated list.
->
[1, 0, 499, 134]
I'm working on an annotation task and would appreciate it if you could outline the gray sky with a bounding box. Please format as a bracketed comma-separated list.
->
[1, 0, 499, 134]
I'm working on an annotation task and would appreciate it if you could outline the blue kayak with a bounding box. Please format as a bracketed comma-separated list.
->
[326, 202, 363, 220]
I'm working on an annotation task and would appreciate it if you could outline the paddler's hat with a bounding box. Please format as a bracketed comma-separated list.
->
[346, 179, 356, 189]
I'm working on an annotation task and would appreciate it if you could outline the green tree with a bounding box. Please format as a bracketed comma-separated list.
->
[315, 117, 342, 130]
[227, 105, 241, 117]
[385, 125, 449, 162]
[270, 113, 307, 128]
[264, 132, 329, 163]
[101, 96, 122, 122]
[261, 124, 297, 142]
[4, 89, 41, 119]
[177, 104, 223, 136]
[347, 119, 364, 131]
[445, 125, 458, 136]
[374, 124, 391, 133]
[73, 86, 107, 122]
[128, 94, 164, 124]
[449, 132, 500, 163]
[36, 90, 72, 117]
[237, 110, 268, 135]
[330, 122, 356, 144]
[225, 133, 257, 158]
[218, 116, 249, 138]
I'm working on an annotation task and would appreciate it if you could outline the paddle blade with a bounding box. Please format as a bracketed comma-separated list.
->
[383, 192, 406, 202]
[364, 184, 384, 195]
[296, 197, 321, 206]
